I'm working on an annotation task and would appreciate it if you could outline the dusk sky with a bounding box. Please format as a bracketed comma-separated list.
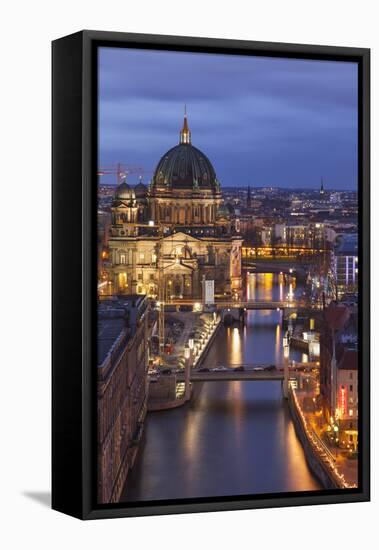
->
[99, 47, 358, 190]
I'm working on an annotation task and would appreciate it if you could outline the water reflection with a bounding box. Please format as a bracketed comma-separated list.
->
[275, 323, 281, 366]
[204, 310, 305, 368]
[122, 382, 320, 502]
[231, 326, 242, 364]
[246, 272, 294, 302]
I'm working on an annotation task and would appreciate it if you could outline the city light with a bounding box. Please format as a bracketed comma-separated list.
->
[291, 387, 356, 489]
[96, 74, 359, 503]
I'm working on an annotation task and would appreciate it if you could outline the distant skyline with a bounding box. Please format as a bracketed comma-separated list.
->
[99, 47, 358, 190]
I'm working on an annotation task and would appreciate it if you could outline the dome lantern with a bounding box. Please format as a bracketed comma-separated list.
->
[179, 105, 191, 144]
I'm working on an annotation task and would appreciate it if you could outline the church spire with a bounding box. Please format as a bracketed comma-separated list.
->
[320, 176, 325, 196]
[180, 105, 191, 144]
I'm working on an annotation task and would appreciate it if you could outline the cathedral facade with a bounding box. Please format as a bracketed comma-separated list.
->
[106, 114, 242, 301]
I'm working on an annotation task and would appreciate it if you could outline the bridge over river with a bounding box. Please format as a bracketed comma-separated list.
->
[162, 297, 311, 325]
[162, 298, 309, 311]
[176, 369, 285, 382]
[174, 361, 318, 383]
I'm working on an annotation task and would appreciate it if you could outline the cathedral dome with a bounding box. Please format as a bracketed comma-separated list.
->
[151, 113, 219, 192]
[115, 180, 135, 201]
[134, 180, 148, 198]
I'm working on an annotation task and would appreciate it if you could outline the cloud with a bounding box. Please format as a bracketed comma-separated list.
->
[98, 47, 358, 189]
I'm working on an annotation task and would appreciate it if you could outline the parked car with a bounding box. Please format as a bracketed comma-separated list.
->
[160, 368, 172, 375]
[234, 366, 245, 371]
[253, 367, 264, 371]
[212, 366, 228, 372]
[198, 367, 210, 372]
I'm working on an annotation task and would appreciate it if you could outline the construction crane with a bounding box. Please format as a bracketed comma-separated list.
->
[98, 162, 150, 185]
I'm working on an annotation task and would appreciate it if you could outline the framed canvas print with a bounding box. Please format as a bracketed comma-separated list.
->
[52, 30, 370, 519]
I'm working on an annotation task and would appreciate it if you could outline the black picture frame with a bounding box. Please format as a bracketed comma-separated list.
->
[52, 30, 370, 520]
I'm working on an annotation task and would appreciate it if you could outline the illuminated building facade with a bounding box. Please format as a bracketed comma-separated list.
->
[97, 296, 149, 503]
[106, 114, 242, 300]
[333, 234, 358, 298]
[320, 305, 358, 450]
[336, 349, 358, 450]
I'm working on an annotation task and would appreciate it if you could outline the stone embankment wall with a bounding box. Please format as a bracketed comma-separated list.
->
[288, 390, 340, 490]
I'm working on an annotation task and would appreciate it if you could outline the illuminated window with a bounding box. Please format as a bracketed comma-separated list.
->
[349, 409, 354, 416]
[120, 254, 126, 264]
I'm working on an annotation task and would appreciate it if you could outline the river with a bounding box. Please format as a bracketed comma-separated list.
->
[121, 273, 321, 502]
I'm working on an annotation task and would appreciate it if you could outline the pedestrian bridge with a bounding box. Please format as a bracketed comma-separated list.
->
[176, 370, 285, 382]
[174, 362, 318, 383]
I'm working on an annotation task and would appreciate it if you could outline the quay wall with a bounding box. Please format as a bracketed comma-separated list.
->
[288, 389, 340, 490]
[195, 317, 222, 367]
[148, 394, 188, 412]
[147, 316, 222, 411]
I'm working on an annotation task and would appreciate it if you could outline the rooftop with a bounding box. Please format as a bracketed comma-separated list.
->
[99, 294, 146, 311]
[338, 348, 358, 371]
[335, 233, 358, 256]
[98, 317, 126, 365]
[97, 295, 148, 366]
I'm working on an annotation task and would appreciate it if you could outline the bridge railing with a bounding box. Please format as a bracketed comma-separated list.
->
[192, 363, 279, 371]
[162, 299, 310, 309]
[216, 300, 305, 308]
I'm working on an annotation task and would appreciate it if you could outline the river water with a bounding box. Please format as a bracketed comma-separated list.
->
[121, 273, 321, 502]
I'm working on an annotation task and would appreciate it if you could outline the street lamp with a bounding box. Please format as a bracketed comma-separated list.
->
[184, 345, 190, 360]
[283, 342, 289, 359]
[283, 335, 290, 398]
[283, 336, 288, 351]
[184, 344, 191, 401]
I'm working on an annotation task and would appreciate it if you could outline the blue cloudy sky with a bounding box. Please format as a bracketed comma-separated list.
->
[99, 47, 358, 190]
